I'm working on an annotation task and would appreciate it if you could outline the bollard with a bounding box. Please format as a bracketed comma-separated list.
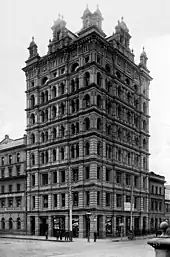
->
[148, 221, 170, 257]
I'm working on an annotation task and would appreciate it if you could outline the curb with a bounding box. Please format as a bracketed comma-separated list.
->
[0, 236, 73, 243]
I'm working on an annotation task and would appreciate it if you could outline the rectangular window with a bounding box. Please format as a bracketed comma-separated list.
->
[159, 202, 162, 212]
[151, 200, 154, 211]
[134, 176, 138, 188]
[86, 191, 90, 206]
[32, 196, 35, 209]
[53, 171, 57, 183]
[126, 174, 131, 186]
[43, 195, 48, 208]
[9, 155, 12, 164]
[85, 166, 90, 180]
[159, 187, 162, 195]
[32, 174, 35, 187]
[1, 199, 5, 208]
[53, 194, 57, 208]
[16, 153, 20, 163]
[16, 166, 21, 176]
[72, 168, 79, 182]
[1, 169, 4, 178]
[134, 196, 138, 209]
[8, 198, 13, 207]
[116, 171, 121, 184]
[126, 195, 131, 202]
[1, 157, 4, 166]
[60, 170, 65, 183]
[151, 185, 154, 194]
[155, 186, 158, 194]
[61, 193, 65, 207]
[73, 192, 79, 207]
[17, 184, 20, 192]
[42, 173, 48, 185]
[143, 177, 146, 189]
[97, 191, 100, 206]
[1, 185, 4, 194]
[16, 197, 21, 207]
[106, 168, 111, 182]
[9, 185, 12, 193]
[116, 194, 122, 208]
[106, 192, 111, 206]
[97, 166, 101, 180]
[8, 167, 12, 177]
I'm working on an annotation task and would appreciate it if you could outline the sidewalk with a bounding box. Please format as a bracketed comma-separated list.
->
[0, 233, 155, 243]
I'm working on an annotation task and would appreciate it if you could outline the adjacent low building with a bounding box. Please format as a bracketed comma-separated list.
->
[165, 185, 170, 223]
[0, 135, 26, 234]
[148, 171, 166, 232]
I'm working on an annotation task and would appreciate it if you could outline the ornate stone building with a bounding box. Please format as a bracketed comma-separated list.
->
[148, 171, 165, 232]
[23, 6, 152, 237]
[0, 135, 26, 234]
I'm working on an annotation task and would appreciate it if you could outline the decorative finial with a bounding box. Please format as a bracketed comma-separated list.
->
[143, 46, 145, 51]
[32, 36, 34, 42]
[61, 15, 64, 20]
[121, 16, 124, 21]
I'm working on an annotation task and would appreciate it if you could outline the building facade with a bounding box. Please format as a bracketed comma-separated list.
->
[0, 135, 26, 234]
[148, 171, 165, 232]
[165, 185, 170, 222]
[23, 7, 152, 237]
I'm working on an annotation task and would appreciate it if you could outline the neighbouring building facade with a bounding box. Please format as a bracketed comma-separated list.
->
[0, 135, 26, 234]
[165, 185, 170, 222]
[22, 6, 152, 238]
[148, 171, 166, 232]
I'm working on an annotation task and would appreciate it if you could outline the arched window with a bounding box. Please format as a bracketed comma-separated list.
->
[106, 80, 112, 93]
[84, 72, 90, 86]
[116, 71, 121, 80]
[41, 92, 45, 104]
[76, 98, 79, 111]
[97, 142, 101, 156]
[45, 131, 48, 142]
[17, 218, 21, 230]
[85, 142, 90, 155]
[71, 79, 75, 92]
[71, 63, 79, 73]
[30, 95, 35, 108]
[30, 133, 35, 144]
[41, 132, 45, 143]
[143, 102, 147, 114]
[71, 100, 75, 113]
[97, 118, 102, 130]
[143, 120, 146, 131]
[52, 86, 56, 98]
[75, 77, 79, 90]
[143, 138, 147, 149]
[60, 82, 65, 95]
[52, 106, 57, 119]
[125, 78, 130, 86]
[52, 128, 57, 140]
[61, 147, 65, 160]
[9, 218, 13, 230]
[45, 109, 48, 121]
[53, 149, 56, 162]
[41, 152, 45, 164]
[76, 122, 79, 134]
[60, 103, 65, 115]
[41, 77, 48, 85]
[97, 95, 102, 108]
[71, 145, 75, 158]
[30, 113, 35, 125]
[97, 72, 102, 87]
[45, 90, 48, 102]
[105, 64, 111, 74]
[71, 124, 75, 135]
[61, 125, 65, 137]
[84, 117, 90, 131]
[84, 94, 90, 108]
[143, 157, 147, 169]
[45, 151, 48, 163]
[41, 111, 45, 123]
[76, 143, 79, 157]
[1, 218, 5, 230]
[31, 153, 35, 166]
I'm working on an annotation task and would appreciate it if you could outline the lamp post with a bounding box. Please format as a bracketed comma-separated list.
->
[68, 166, 72, 241]
[86, 211, 91, 242]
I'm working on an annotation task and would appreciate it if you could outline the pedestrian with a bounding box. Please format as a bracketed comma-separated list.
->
[60, 230, 63, 240]
[94, 232, 97, 242]
[45, 230, 48, 240]
[56, 229, 59, 241]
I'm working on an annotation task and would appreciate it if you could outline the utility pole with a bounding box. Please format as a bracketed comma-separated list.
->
[68, 166, 72, 241]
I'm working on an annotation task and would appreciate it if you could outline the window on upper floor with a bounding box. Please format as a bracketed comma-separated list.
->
[9, 185, 12, 193]
[42, 173, 48, 186]
[43, 195, 48, 208]
[61, 193, 65, 207]
[85, 166, 90, 180]
[60, 170, 65, 183]
[84, 72, 90, 87]
[53, 194, 57, 208]
[30, 95, 35, 108]
[116, 171, 121, 184]
[72, 167, 79, 182]
[16, 197, 21, 207]
[106, 168, 111, 182]
[9, 155, 12, 165]
[17, 184, 20, 192]
[1, 185, 4, 194]
[85, 191, 90, 206]
[1, 157, 4, 166]
[8, 198, 13, 207]
[106, 192, 111, 206]
[32, 174, 35, 187]
[116, 194, 122, 208]
[8, 167, 12, 177]
[85, 142, 90, 156]
[73, 192, 79, 207]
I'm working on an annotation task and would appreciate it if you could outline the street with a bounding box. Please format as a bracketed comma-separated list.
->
[0, 238, 154, 257]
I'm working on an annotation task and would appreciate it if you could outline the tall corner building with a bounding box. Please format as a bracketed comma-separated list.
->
[22, 6, 152, 238]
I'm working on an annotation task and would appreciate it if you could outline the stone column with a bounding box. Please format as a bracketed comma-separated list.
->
[35, 216, 39, 236]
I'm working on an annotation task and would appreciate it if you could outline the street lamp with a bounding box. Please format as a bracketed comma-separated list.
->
[86, 211, 91, 242]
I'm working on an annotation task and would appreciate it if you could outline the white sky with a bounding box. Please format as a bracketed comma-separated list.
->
[1, 0, 170, 182]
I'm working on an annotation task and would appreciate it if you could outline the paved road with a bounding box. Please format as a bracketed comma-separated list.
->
[0, 238, 154, 257]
